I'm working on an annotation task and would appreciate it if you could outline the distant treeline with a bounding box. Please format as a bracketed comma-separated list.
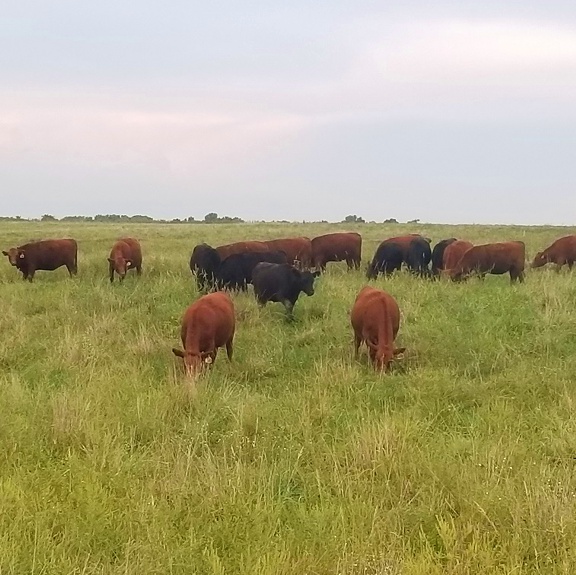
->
[0, 213, 410, 225]
[0, 213, 245, 224]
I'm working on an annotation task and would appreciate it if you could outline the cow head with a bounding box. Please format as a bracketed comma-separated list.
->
[365, 263, 377, 280]
[367, 341, 406, 371]
[531, 252, 549, 268]
[172, 348, 214, 377]
[449, 268, 465, 282]
[108, 256, 132, 279]
[296, 269, 321, 296]
[2, 248, 25, 266]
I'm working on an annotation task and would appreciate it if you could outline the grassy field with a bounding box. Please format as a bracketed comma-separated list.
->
[1, 221, 576, 574]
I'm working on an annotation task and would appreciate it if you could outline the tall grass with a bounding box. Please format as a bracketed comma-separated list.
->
[0, 221, 575, 574]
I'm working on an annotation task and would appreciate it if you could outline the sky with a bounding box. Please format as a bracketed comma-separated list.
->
[1, 1, 576, 224]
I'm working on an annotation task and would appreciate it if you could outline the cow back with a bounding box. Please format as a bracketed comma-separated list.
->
[216, 241, 270, 260]
[264, 237, 312, 268]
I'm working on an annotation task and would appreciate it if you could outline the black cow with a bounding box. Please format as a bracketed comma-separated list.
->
[217, 251, 288, 291]
[430, 238, 457, 277]
[406, 236, 432, 277]
[366, 242, 404, 279]
[189, 243, 221, 292]
[252, 263, 320, 316]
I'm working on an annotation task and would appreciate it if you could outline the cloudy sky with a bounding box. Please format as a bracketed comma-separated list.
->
[2, 1, 576, 224]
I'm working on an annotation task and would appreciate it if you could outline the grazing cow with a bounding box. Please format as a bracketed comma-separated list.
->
[172, 291, 235, 377]
[406, 236, 432, 276]
[311, 232, 362, 271]
[532, 235, 576, 271]
[431, 238, 457, 276]
[252, 262, 320, 316]
[369, 234, 429, 276]
[2, 238, 77, 282]
[442, 240, 474, 275]
[366, 242, 404, 279]
[264, 237, 312, 269]
[108, 237, 142, 282]
[216, 241, 270, 260]
[216, 250, 288, 291]
[190, 243, 221, 292]
[351, 286, 405, 371]
[450, 241, 525, 283]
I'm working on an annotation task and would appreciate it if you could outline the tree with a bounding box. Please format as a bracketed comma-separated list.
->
[204, 212, 218, 223]
[41, 214, 57, 222]
[383, 218, 398, 224]
[343, 214, 365, 223]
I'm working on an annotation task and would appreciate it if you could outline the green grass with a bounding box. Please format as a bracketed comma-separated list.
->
[1, 221, 576, 574]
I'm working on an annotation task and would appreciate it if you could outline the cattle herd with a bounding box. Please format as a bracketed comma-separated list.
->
[3, 232, 576, 376]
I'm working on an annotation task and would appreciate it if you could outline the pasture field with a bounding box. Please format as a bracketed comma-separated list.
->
[1, 221, 576, 575]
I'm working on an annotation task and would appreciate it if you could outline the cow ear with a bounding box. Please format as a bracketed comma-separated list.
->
[1, 251, 7, 256]
[312, 271, 321, 278]
[125, 260, 132, 267]
[18, 252, 25, 259]
[107, 257, 114, 263]
[172, 348, 185, 358]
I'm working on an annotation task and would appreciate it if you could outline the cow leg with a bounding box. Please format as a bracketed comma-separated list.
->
[27, 268, 35, 282]
[555, 259, 565, 272]
[282, 299, 294, 317]
[511, 269, 525, 283]
[226, 340, 234, 361]
[136, 264, 142, 276]
[109, 263, 115, 283]
[354, 334, 361, 359]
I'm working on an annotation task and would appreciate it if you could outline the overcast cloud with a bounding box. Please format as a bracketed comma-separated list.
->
[1, 1, 576, 224]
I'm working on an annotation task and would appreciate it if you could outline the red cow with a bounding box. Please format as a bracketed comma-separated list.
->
[172, 292, 236, 377]
[351, 286, 405, 371]
[108, 237, 142, 282]
[311, 232, 362, 271]
[264, 237, 312, 269]
[532, 235, 576, 271]
[450, 241, 525, 283]
[216, 241, 270, 260]
[2, 238, 77, 282]
[442, 240, 474, 274]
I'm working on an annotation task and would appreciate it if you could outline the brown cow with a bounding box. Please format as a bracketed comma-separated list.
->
[450, 241, 525, 283]
[532, 235, 576, 271]
[108, 237, 142, 282]
[442, 240, 474, 274]
[351, 286, 405, 371]
[311, 232, 362, 271]
[264, 237, 312, 268]
[2, 238, 77, 282]
[216, 241, 270, 260]
[172, 292, 235, 377]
